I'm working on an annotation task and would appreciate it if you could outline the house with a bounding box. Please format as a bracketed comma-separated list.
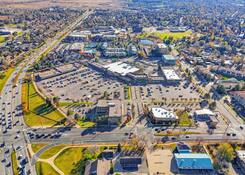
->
[162, 55, 177, 66]
[229, 91, 245, 117]
[194, 109, 216, 122]
[149, 107, 178, 125]
[229, 91, 245, 108]
[212, 67, 245, 81]
[174, 153, 213, 174]
[235, 150, 245, 172]
[216, 78, 241, 91]
[84, 159, 110, 175]
[95, 100, 122, 125]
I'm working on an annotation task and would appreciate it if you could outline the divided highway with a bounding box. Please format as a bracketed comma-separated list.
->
[0, 10, 93, 175]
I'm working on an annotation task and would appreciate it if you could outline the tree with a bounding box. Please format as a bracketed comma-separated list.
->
[216, 85, 226, 95]
[204, 93, 210, 99]
[233, 84, 240, 91]
[217, 143, 235, 163]
[209, 101, 217, 110]
[45, 97, 51, 107]
[116, 143, 122, 153]
[53, 96, 59, 106]
[67, 109, 74, 116]
[74, 113, 81, 121]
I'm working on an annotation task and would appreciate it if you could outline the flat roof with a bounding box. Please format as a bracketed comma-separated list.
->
[146, 149, 174, 175]
[236, 150, 245, 160]
[162, 69, 181, 80]
[151, 107, 178, 120]
[97, 100, 122, 117]
[104, 62, 139, 76]
[163, 55, 177, 61]
[174, 153, 213, 170]
[195, 109, 215, 116]
[157, 43, 167, 48]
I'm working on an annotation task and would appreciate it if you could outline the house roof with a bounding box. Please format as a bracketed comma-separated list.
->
[174, 153, 213, 170]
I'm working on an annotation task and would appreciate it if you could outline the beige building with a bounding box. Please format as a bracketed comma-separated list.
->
[95, 100, 122, 125]
[146, 149, 175, 175]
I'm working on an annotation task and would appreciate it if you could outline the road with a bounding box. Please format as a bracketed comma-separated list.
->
[180, 61, 244, 128]
[0, 10, 93, 175]
[0, 9, 244, 175]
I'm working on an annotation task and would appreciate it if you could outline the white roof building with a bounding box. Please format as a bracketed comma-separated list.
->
[237, 150, 245, 159]
[151, 107, 178, 121]
[162, 69, 181, 81]
[104, 62, 139, 76]
[194, 109, 215, 116]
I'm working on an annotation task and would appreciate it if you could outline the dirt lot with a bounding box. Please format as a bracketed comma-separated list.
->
[0, 0, 124, 9]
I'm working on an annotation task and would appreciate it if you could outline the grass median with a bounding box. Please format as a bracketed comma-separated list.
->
[11, 151, 18, 175]
[22, 81, 65, 127]
[0, 67, 15, 93]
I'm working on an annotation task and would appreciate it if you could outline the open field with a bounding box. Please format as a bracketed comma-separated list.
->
[138, 30, 192, 40]
[39, 145, 66, 159]
[22, 81, 65, 127]
[0, 0, 123, 9]
[36, 161, 59, 175]
[54, 147, 85, 175]
[0, 68, 14, 93]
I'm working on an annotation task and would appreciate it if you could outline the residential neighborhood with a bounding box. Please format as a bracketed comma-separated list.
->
[0, 0, 244, 175]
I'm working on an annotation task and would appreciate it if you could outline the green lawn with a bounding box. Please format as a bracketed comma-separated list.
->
[138, 30, 192, 40]
[31, 144, 47, 153]
[77, 121, 95, 128]
[59, 101, 94, 107]
[54, 147, 101, 175]
[0, 68, 15, 93]
[22, 82, 65, 127]
[176, 110, 194, 127]
[39, 145, 66, 159]
[221, 76, 230, 80]
[155, 131, 199, 136]
[0, 36, 6, 43]
[11, 151, 18, 175]
[36, 161, 59, 175]
[54, 147, 85, 175]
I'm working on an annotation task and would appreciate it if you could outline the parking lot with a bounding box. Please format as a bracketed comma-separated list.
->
[37, 66, 126, 103]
